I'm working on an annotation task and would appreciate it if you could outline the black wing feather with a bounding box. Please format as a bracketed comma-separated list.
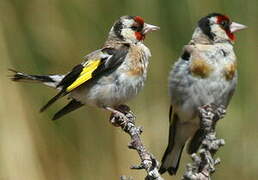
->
[57, 64, 84, 89]
[52, 99, 84, 120]
[40, 64, 83, 112]
[40, 44, 129, 114]
[40, 91, 65, 112]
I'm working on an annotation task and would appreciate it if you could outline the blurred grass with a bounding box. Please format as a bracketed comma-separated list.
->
[0, 0, 258, 179]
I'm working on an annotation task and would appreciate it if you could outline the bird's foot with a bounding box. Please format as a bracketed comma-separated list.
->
[106, 105, 135, 127]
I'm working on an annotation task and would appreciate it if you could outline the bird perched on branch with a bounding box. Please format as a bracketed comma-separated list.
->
[9, 16, 159, 120]
[159, 13, 247, 175]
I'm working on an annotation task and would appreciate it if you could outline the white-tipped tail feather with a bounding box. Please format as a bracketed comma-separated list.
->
[9, 69, 64, 89]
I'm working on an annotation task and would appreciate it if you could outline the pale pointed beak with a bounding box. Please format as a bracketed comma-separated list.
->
[230, 22, 247, 33]
[142, 23, 160, 34]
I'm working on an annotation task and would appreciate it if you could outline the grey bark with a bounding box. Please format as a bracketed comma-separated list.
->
[182, 104, 226, 180]
[110, 105, 164, 180]
[111, 104, 226, 180]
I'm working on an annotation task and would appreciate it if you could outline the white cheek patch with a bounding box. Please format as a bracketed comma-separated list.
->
[209, 17, 229, 41]
[120, 18, 138, 43]
[211, 24, 229, 40]
[209, 17, 217, 24]
[121, 28, 136, 41]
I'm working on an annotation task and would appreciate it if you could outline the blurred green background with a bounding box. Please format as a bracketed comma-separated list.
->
[0, 0, 257, 179]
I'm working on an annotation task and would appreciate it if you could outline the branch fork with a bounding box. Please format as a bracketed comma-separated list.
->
[110, 105, 164, 180]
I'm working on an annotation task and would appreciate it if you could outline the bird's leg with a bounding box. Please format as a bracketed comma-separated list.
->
[105, 105, 135, 127]
[104, 106, 129, 126]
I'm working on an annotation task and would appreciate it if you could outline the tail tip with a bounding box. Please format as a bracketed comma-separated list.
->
[8, 68, 24, 81]
[52, 114, 59, 121]
[167, 167, 177, 175]
[9, 75, 23, 81]
[8, 68, 18, 73]
[159, 165, 177, 176]
[158, 167, 166, 174]
[39, 104, 48, 113]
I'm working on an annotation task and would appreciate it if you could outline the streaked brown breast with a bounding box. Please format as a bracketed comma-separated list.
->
[126, 45, 146, 76]
[224, 62, 237, 80]
[190, 58, 214, 78]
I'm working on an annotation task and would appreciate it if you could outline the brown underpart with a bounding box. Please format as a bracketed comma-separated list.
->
[126, 66, 144, 76]
[224, 62, 237, 80]
[126, 46, 145, 76]
[190, 59, 214, 78]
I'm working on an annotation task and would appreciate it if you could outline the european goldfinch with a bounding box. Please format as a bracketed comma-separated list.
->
[159, 13, 247, 175]
[10, 16, 159, 120]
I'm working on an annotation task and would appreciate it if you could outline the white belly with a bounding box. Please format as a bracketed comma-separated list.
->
[70, 71, 145, 108]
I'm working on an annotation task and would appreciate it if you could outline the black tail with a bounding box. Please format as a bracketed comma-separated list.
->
[187, 129, 204, 154]
[159, 112, 184, 175]
[9, 69, 63, 88]
[9, 69, 54, 82]
[52, 99, 84, 120]
[159, 144, 185, 175]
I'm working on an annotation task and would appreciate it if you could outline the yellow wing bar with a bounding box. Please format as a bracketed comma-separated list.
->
[66, 60, 101, 92]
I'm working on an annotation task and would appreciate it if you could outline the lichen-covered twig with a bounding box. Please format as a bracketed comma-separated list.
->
[182, 104, 226, 180]
[110, 105, 164, 180]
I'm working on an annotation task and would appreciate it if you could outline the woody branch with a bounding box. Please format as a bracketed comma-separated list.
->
[109, 105, 164, 180]
[182, 104, 226, 180]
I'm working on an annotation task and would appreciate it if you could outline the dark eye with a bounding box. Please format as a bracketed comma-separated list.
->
[131, 23, 144, 32]
[131, 26, 139, 31]
[221, 21, 226, 26]
[220, 20, 229, 29]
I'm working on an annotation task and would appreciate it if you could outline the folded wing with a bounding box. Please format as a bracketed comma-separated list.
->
[40, 44, 129, 112]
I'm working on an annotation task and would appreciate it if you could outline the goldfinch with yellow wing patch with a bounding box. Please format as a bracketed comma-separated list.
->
[159, 13, 247, 175]
[9, 16, 159, 120]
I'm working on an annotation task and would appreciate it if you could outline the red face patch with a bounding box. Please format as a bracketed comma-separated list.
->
[216, 15, 230, 23]
[133, 16, 145, 41]
[135, 32, 145, 41]
[216, 15, 236, 41]
[225, 29, 236, 41]
[134, 16, 144, 26]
